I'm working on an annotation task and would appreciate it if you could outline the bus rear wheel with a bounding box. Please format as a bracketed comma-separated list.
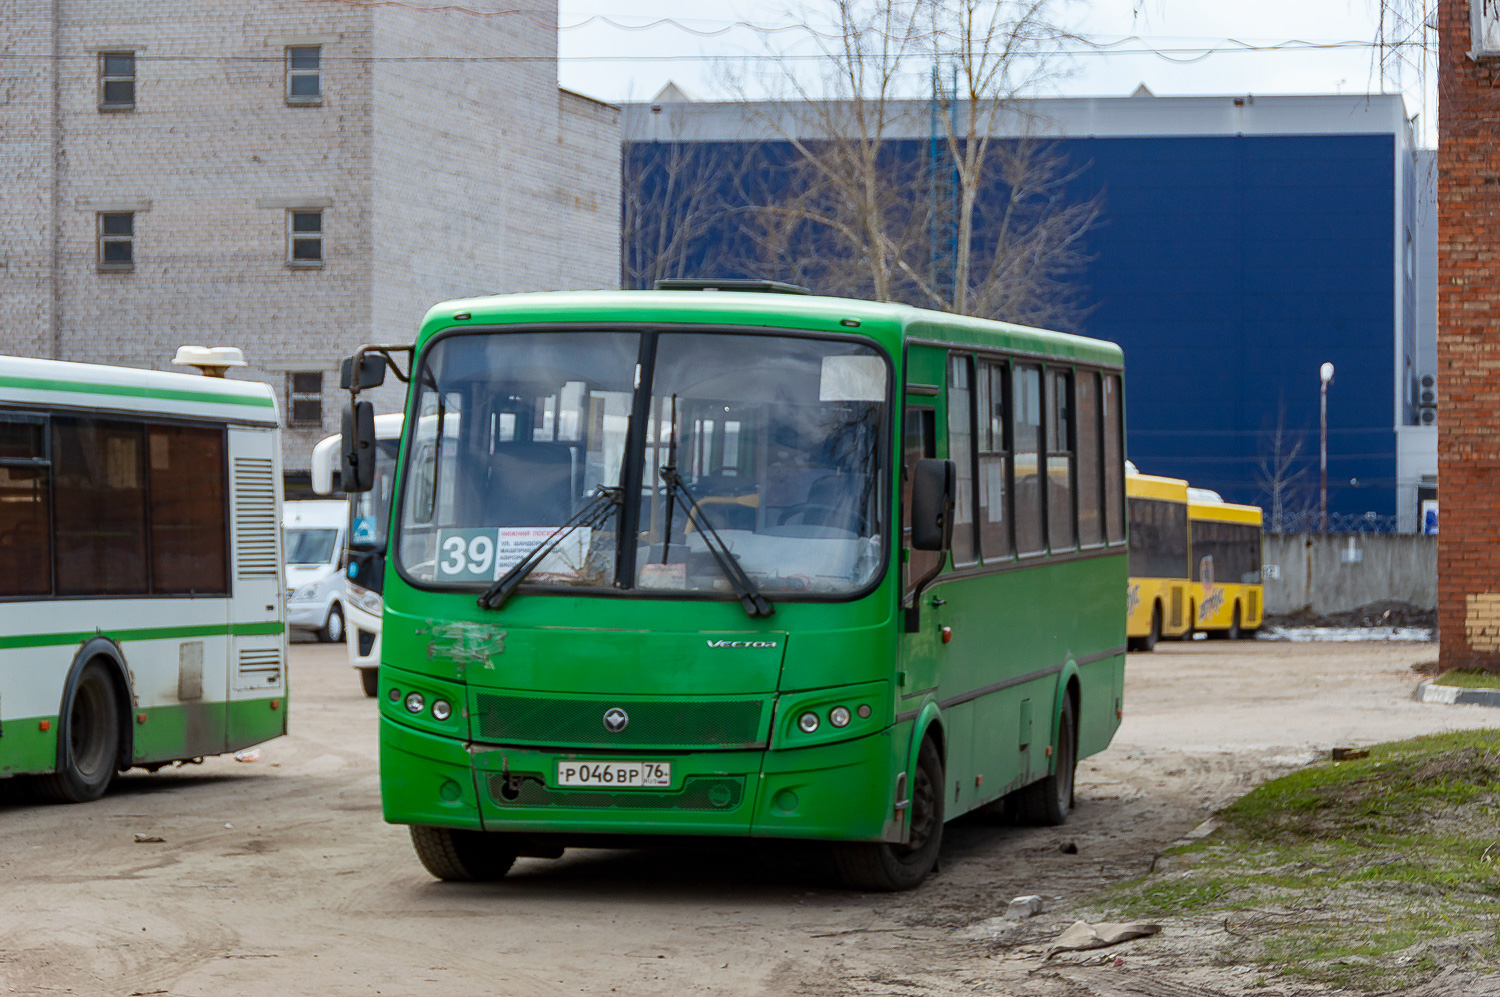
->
[39, 661, 121, 804]
[1226, 604, 1242, 640]
[1015, 695, 1076, 826]
[834, 738, 944, 891]
[359, 667, 378, 698]
[410, 825, 518, 882]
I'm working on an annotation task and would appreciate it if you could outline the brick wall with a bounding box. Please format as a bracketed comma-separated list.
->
[0, 1, 60, 357]
[0, 1, 620, 471]
[1438, 0, 1500, 669]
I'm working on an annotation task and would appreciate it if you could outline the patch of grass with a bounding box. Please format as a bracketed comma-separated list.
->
[1433, 670, 1500, 690]
[1104, 729, 1500, 991]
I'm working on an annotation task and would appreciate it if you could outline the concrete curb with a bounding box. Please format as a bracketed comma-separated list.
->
[1413, 681, 1500, 707]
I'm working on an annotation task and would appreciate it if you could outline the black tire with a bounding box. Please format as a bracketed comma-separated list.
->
[409, 825, 518, 882]
[39, 661, 121, 804]
[359, 667, 379, 698]
[1015, 694, 1077, 826]
[834, 738, 944, 891]
[1135, 603, 1161, 653]
[1226, 604, 1242, 640]
[1182, 603, 1196, 641]
[319, 603, 345, 644]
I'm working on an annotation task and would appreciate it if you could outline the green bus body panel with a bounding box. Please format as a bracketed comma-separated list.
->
[0, 698, 285, 777]
[377, 290, 1127, 846]
[0, 715, 59, 776]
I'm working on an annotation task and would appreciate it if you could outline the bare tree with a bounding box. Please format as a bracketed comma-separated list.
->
[621, 131, 758, 289]
[1255, 404, 1314, 533]
[728, 0, 1101, 328]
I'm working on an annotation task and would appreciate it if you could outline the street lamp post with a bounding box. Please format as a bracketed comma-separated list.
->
[1320, 362, 1334, 533]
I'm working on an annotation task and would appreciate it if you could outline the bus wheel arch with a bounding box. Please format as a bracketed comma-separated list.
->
[835, 723, 945, 891]
[39, 639, 133, 803]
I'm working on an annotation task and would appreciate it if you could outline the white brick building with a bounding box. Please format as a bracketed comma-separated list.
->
[0, 0, 621, 472]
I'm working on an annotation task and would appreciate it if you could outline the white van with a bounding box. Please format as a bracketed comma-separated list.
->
[283, 500, 349, 642]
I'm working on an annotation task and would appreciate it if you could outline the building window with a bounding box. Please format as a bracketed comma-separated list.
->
[286, 46, 322, 104]
[99, 52, 136, 110]
[287, 209, 323, 266]
[98, 212, 134, 270]
[288, 372, 323, 427]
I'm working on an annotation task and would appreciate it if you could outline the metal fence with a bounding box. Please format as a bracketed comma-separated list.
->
[1265, 511, 1403, 535]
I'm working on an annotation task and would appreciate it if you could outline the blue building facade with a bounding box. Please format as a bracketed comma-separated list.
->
[622, 94, 1425, 529]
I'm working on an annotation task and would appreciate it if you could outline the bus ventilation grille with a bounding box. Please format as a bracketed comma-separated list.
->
[474, 694, 766, 749]
[234, 647, 283, 690]
[1170, 588, 1184, 629]
[232, 457, 279, 578]
[488, 774, 744, 812]
[1249, 590, 1259, 622]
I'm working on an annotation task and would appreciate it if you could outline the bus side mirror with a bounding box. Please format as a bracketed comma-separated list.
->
[910, 458, 955, 551]
[340, 354, 387, 391]
[341, 401, 377, 493]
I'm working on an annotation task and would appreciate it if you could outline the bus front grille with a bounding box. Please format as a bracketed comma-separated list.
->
[488, 774, 744, 811]
[474, 694, 767, 749]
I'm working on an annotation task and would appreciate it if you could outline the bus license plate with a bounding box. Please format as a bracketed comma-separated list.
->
[555, 761, 671, 789]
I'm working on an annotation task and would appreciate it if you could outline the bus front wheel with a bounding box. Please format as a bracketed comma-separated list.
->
[1132, 604, 1161, 653]
[1015, 695, 1076, 826]
[39, 660, 121, 804]
[834, 738, 944, 891]
[410, 825, 517, 882]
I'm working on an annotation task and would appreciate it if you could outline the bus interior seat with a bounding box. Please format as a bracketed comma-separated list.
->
[485, 443, 577, 526]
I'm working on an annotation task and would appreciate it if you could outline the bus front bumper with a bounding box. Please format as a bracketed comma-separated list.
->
[379, 716, 906, 844]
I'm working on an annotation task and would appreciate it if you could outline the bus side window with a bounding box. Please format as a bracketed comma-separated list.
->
[1012, 365, 1044, 555]
[903, 406, 937, 600]
[946, 354, 977, 566]
[1102, 374, 1125, 543]
[1075, 371, 1104, 546]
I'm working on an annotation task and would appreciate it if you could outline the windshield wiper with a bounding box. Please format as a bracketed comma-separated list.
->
[659, 466, 774, 619]
[477, 487, 622, 610]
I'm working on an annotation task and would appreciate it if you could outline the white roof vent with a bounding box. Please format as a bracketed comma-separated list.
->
[173, 345, 247, 378]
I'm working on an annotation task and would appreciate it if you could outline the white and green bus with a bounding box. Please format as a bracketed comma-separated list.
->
[0, 355, 288, 802]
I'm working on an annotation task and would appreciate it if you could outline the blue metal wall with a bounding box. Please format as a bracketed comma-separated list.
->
[623, 131, 1402, 521]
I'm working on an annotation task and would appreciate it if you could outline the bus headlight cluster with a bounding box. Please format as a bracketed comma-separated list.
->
[798, 704, 873, 735]
[391, 688, 454, 723]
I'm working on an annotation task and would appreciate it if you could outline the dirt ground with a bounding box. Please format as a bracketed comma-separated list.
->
[1, 637, 1495, 997]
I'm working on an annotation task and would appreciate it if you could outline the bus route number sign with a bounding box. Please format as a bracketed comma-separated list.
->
[435, 528, 503, 583]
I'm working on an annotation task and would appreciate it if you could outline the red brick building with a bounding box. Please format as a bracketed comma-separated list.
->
[1439, 0, 1500, 669]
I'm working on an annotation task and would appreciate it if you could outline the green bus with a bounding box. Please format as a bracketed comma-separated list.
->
[343, 282, 1127, 890]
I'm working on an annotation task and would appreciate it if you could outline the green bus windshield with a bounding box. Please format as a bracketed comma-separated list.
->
[394, 328, 889, 599]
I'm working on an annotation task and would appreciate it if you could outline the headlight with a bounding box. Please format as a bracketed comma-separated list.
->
[404, 692, 425, 714]
[829, 706, 851, 728]
[431, 700, 452, 721]
[347, 585, 383, 615]
[798, 712, 820, 733]
[293, 584, 317, 602]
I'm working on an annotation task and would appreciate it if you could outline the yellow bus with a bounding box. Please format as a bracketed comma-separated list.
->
[1125, 470, 1192, 651]
[1187, 489, 1264, 639]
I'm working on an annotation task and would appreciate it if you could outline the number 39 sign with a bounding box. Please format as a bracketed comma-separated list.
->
[434, 527, 593, 583]
[435, 528, 502, 582]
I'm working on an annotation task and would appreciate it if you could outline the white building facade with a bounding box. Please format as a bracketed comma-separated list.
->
[0, 0, 620, 471]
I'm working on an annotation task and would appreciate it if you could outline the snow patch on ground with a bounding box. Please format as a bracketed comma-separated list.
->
[1257, 625, 1435, 643]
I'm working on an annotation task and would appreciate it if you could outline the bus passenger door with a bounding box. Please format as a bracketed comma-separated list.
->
[897, 389, 945, 712]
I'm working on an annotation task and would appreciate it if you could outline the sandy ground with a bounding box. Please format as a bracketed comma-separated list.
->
[1, 637, 1494, 997]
